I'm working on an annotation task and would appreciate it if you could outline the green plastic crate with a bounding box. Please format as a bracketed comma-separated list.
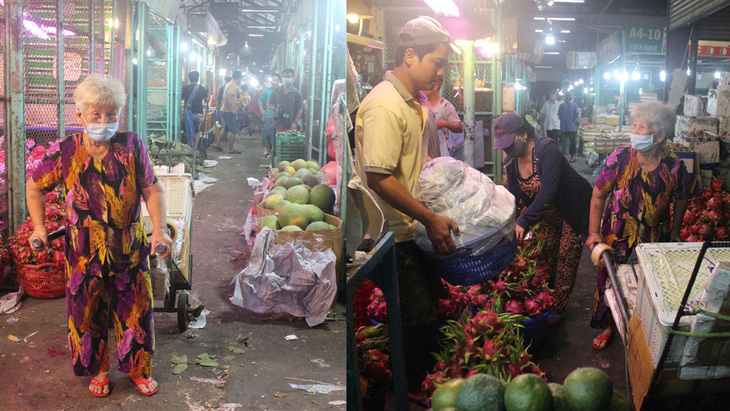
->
[274, 131, 307, 164]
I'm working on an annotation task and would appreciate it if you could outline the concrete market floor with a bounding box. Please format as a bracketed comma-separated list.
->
[0, 133, 346, 410]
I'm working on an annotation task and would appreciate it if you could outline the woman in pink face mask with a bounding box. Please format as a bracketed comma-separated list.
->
[25, 73, 172, 398]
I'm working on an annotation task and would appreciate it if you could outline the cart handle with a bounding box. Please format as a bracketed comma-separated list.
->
[31, 227, 66, 250]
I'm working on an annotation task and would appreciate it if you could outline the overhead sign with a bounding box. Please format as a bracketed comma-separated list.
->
[144, 0, 181, 23]
[696, 41, 730, 57]
[626, 26, 666, 54]
[597, 32, 621, 64]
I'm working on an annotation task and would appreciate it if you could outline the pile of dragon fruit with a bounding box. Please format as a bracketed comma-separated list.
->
[680, 179, 730, 241]
[361, 224, 554, 398]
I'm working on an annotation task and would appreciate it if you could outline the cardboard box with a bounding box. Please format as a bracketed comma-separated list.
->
[675, 115, 719, 135]
[605, 115, 620, 126]
[708, 86, 730, 117]
[718, 117, 730, 142]
[684, 95, 704, 117]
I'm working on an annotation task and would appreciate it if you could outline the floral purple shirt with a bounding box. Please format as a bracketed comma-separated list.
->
[32, 131, 158, 279]
[596, 145, 688, 255]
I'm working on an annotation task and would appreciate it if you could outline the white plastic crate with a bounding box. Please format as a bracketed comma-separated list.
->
[634, 243, 730, 367]
[141, 173, 193, 221]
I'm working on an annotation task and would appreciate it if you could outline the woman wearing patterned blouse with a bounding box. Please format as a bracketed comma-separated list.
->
[26, 74, 172, 397]
[494, 112, 593, 328]
[585, 101, 689, 350]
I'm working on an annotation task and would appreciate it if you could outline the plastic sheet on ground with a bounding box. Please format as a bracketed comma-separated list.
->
[230, 227, 337, 327]
[194, 172, 218, 194]
[288, 383, 345, 394]
[412, 158, 515, 252]
[0, 288, 24, 314]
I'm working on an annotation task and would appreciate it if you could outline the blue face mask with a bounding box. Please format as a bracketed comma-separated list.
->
[83, 115, 119, 142]
[630, 133, 656, 152]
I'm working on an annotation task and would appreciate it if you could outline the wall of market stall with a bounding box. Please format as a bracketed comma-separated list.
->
[0, 0, 221, 236]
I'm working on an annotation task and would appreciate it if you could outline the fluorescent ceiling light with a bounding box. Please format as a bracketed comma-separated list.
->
[544, 51, 560, 54]
[553, 0, 585, 3]
[423, 0, 461, 17]
[535, 29, 544, 33]
[248, 26, 276, 29]
[249, 34, 264, 37]
[534, 17, 575, 21]
[535, 66, 552, 68]
[560, 30, 570, 33]
[241, 9, 279, 13]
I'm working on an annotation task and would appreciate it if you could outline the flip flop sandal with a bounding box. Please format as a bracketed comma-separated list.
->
[89, 377, 111, 398]
[131, 377, 158, 396]
[592, 332, 613, 350]
[228, 150, 242, 154]
[210, 145, 223, 151]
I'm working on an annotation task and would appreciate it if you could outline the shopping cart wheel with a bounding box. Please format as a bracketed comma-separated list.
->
[177, 292, 191, 332]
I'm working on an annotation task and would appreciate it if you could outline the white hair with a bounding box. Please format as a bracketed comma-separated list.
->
[632, 101, 675, 139]
[73, 73, 126, 113]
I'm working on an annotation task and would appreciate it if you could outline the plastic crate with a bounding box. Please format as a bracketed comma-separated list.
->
[634, 243, 730, 367]
[274, 131, 306, 164]
[141, 173, 193, 222]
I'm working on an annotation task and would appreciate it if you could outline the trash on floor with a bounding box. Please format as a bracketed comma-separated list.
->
[0, 288, 24, 314]
[6, 317, 18, 324]
[7, 335, 21, 342]
[284, 334, 298, 341]
[227, 346, 246, 354]
[24, 331, 39, 342]
[217, 156, 233, 160]
[203, 160, 218, 168]
[329, 401, 346, 405]
[171, 354, 188, 374]
[47, 347, 64, 357]
[188, 309, 209, 329]
[288, 383, 345, 394]
[310, 359, 330, 368]
[190, 377, 226, 388]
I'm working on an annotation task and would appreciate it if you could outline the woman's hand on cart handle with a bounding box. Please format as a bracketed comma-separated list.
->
[150, 229, 173, 259]
[29, 226, 48, 250]
[585, 233, 602, 251]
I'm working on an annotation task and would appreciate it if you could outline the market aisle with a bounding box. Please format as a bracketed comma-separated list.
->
[0, 134, 346, 410]
[534, 156, 626, 393]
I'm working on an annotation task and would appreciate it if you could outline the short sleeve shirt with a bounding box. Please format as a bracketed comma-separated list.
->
[355, 71, 428, 242]
[32, 132, 158, 280]
[270, 87, 303, 122]
[431, 97, 460, 135]
[182, 84, 208, 114]
[221, 81, 241, 113]
[540, 100, 561, 131]
[258, 87, 275, 119]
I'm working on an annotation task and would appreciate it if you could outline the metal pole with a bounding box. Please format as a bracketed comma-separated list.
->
[619, 29, 626, 132]
[307, 0, 320, 159]
[594, 66, 600, 108]
[318, 0, 333, 166]
[7, 0, 26, 231]
[494, 6, 503, 181]
[90, 0, 96, 74]
[688, 22, 699, 95]
[136, 2, 148, 142]
[109, 0, 117, 75]
[57, 0, 66, 139]
[463, 41, 475, 168]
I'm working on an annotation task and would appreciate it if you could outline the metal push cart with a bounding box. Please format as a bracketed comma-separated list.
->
[142, 173, 195, 332]
[592, 241, 730, 410]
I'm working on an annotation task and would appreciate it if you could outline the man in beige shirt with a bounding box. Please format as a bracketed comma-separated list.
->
[211, 70, 243, 154]
[354, 16, 459, 401]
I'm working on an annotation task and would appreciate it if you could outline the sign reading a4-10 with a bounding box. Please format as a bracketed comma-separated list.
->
[626, 26, 666, 54]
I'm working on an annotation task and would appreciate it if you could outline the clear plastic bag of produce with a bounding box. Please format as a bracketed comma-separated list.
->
[412, 157, 515, 254]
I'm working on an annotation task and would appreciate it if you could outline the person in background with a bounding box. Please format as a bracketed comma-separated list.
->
[494, 112, 592, 327]
[269, 68, 303, 131]
[585, 101, 688, 350]
[354, 16, 460, 404]
[259, 73, 281, 159]
[26, 74, 172, 398]
[182, 71, 208, 150]
[211, 70, 243, 154]
[424, 75, 462, 158]
[557, 92, 580, 162]
[540, 91, 561, 142]
[216, 75, 231, 114]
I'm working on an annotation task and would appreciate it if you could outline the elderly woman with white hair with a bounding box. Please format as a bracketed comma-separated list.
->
[585, 101, 689, 350]
[26, 73, 172, 397]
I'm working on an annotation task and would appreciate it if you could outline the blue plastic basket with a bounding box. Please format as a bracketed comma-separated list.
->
[518, 311, 550, 354]
[428, 235, 517, 286]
